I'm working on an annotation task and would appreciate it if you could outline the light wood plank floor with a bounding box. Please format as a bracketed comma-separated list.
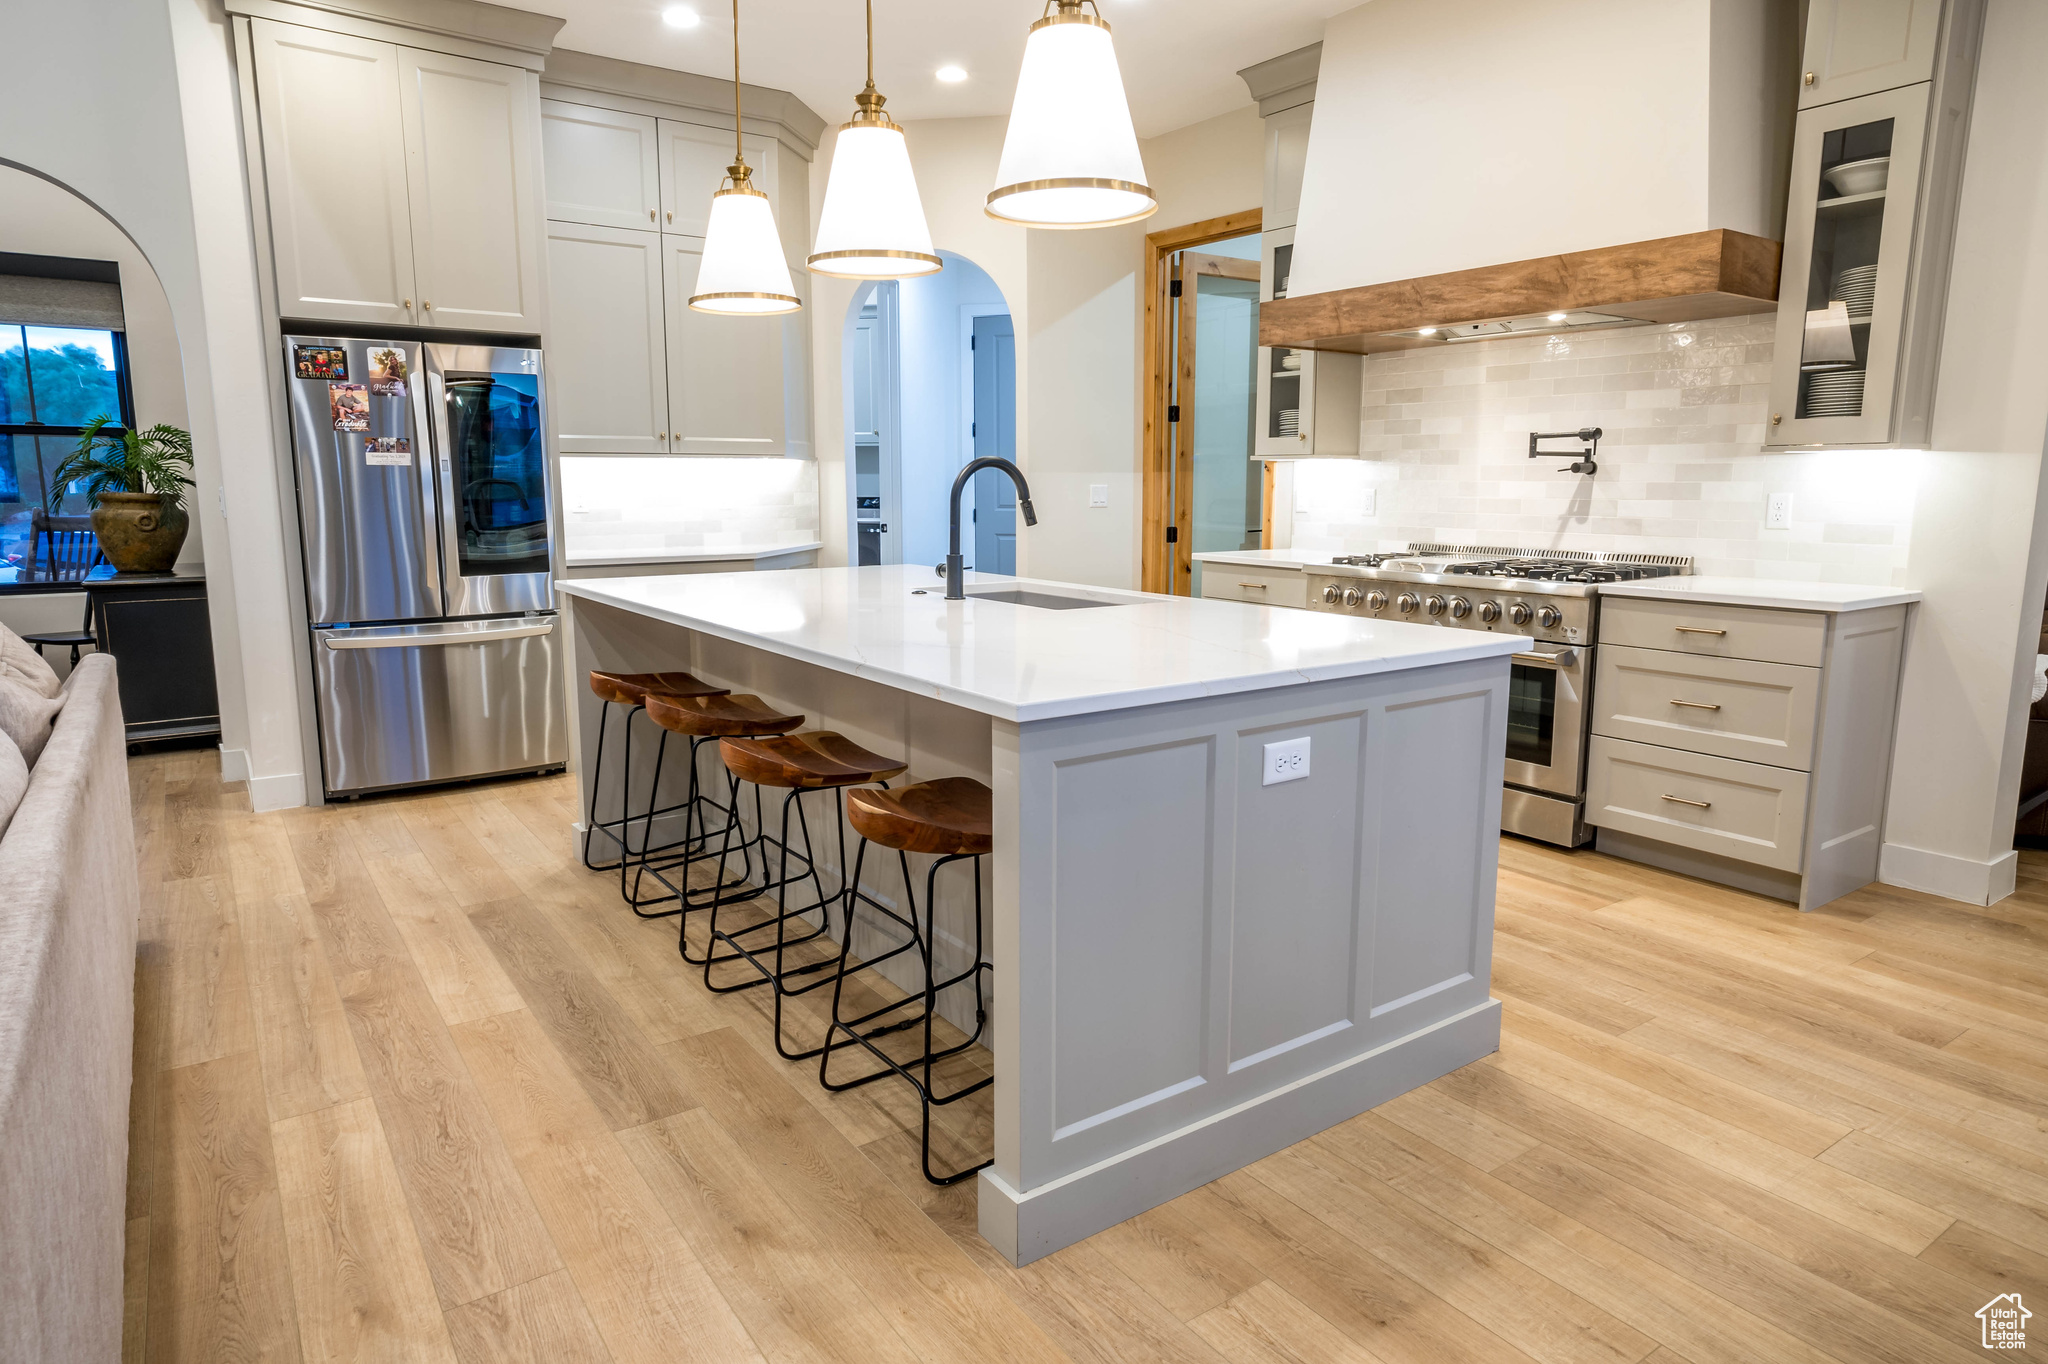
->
[123, 748, 2048, 1363]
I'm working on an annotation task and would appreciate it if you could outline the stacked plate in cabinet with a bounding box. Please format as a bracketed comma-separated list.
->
[1834, 263, 1878, 319]
[1277, 409, 1300, 435]
[1803, 367, 1865, 417]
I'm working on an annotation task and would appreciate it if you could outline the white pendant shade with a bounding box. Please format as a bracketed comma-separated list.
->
[689, 186, 802, 314]
[988, 8, 1155, 229]
[810, 121, 942, 278]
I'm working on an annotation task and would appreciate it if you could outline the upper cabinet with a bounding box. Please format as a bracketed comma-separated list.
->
[249, 24, 417, 326]
[1799, 0, 1944, 107]
[246, 17, 543, 331]
[1766, 0, 1983, 450]
[658, 121, 780, 238]
[1261, 103, 1312, 233]
[540, 101, 661, 230]
[546, 222, 669, 454]
[664, 236, 808, 457]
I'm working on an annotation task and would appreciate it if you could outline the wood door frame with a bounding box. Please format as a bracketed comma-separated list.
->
[1141, 209, 1261, 595]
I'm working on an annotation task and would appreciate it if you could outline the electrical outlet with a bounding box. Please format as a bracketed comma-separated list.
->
[1088, 484, 1109, 508]
[1361, 487, 1377, 516]
[1263, 736, 1311, 786]
[1766, 492, 1793, 529]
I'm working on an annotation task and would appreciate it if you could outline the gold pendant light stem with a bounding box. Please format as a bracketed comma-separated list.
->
[731, 0, 742, 162]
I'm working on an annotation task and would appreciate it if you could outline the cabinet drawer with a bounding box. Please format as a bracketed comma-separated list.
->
[1600, 596, 1826, 667]
[1203, 568, 1308, 609]
[1587, 737, 1809, 873]
[1593, 645, 1820, 770]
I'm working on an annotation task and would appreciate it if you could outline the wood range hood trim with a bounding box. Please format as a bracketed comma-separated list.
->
[1261, 229, 1782, 355]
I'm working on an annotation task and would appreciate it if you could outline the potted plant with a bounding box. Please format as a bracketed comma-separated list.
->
[48, 415, 196, 574]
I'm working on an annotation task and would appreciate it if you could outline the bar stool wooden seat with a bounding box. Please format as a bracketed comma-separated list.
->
[581, 670, 730, 913]
[819, 776, 994, 1185]
[700, 731, 907, 1061]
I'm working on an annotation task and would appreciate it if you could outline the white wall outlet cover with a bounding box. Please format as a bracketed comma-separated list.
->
[1766, 492, 1792, 529]
[1361, 487, 1377, 516]
[1088, 484, 1109, 508]
[1263, 736, 1311, 786]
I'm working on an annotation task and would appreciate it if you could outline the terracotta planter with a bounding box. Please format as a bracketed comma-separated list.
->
[91, 492, 190, 574]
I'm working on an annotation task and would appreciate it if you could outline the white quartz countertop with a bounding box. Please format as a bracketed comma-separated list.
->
[564, 540, 822, 567]
[558, 564, 1527, 723]
[1190, 549, 1321, 570]
[1596, 576, 1921, 612]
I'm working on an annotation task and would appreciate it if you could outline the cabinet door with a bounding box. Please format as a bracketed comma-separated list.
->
[248, 20, 416, 326]
[397, 47, 543, 331]
[1799, 0, 1942, 108]
[546, 223, 669, 453]
[657, 119, 780, 238]
[540, 100, 661, 230]
[1765, 82, 1930, 448]
[1262, 102, 1312, 232]
[664, 236, 797, 455]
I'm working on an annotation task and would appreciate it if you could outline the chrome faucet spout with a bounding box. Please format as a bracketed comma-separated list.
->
[944, 457, 1036, 599]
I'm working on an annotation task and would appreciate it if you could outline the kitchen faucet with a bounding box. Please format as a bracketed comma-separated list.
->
[942, 457, 1037, 600]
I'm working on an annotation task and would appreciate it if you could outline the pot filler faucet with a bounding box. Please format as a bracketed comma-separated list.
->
[942, 457, 1037, 600]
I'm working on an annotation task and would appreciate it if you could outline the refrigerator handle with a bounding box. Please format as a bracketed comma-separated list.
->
[425, 362, 466, 601]
[410, 366, 446, 613]
[321, 619, 555, 650]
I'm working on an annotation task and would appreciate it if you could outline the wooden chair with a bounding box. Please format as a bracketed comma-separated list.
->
[21, 512, 102, 666]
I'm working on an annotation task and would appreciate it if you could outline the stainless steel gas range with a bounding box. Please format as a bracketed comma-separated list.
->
[1304, 544, 1692, 847]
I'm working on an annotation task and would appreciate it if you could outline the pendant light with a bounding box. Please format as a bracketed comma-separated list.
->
[689, 0, 802, 315]
[808, 0, 942, 278]
[987, 0, 1155, 230]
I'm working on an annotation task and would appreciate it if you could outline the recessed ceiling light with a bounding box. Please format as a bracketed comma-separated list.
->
[1547, 311, 1568, 322]
[936, 64, 968, 83]
[661, 6, 700, 29]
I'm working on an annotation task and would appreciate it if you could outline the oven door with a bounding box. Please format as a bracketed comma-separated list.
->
[1503, 643, 1590, 798]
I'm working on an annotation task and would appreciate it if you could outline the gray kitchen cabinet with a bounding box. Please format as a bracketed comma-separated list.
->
[246, 18, 543, 331]
[545, 222, 670, 454]
[249, 21, 418, 326]
[1799, 0, 1943, 107]
[1254, 226, 1362, 459]
[1261, 102, 1312, 233]
[540, 100, 661, 230]
[663, 236, 808, 457]
[658, 119, 780, 239]
[397, 47, 544, 332]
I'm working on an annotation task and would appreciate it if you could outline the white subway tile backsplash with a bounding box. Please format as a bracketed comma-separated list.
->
[560, 456, 818, 562]
[1289, 314, 1921, 583]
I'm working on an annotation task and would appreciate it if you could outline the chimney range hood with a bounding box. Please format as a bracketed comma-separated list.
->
[1266, 0, 1794, 356]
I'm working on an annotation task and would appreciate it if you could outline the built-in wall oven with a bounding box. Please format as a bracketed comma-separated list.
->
[1304, 545, 1690, 847]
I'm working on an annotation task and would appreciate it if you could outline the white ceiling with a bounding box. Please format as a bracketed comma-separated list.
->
[504, 0, 1358, 138]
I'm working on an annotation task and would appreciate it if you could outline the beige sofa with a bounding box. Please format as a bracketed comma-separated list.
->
[0, 653, 139, 1364]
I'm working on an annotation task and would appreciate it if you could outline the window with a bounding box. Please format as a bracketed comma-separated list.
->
[0, 322, 133, 573]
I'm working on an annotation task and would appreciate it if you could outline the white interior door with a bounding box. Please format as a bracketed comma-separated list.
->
[664, 236, 789, 455]
[249, 20, 417, 326]
[657, 119, 780, 238]
[397, 46, 542, 331]
[545, 223, 669, 454]
[540, 99, 661, 230]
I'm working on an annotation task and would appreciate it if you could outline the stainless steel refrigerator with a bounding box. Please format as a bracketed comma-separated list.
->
[284, 335, 566, 797]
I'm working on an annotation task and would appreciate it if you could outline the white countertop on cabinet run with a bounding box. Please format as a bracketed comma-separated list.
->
[563, 540, 822, 567]
[1190, 548, 1323, 570]
[1595, 576, 1922, 612]
[557, 563, 1527, 722]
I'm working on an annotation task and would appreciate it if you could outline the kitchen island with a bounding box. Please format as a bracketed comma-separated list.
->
[557, 564, 1523, 1263]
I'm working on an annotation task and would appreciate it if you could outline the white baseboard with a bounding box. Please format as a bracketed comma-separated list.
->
[217, 746, 251, 783]
[977, 999, 1501, 1266]
[1879, 840, 2018, 906]
[247, 769, 307, 813]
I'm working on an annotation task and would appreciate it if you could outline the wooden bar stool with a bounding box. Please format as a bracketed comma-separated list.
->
[634, 691, 806, 918]
[818, 777, 994, 1185]
[582, 670, 729, 915]
[701, 731, 908, 1061]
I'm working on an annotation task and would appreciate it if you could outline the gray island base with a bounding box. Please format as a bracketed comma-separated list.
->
[558, 566, 1519, 1264]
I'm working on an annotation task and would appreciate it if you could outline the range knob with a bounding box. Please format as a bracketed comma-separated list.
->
[1425, 594, 1448, 617]
[1536, 605, 1563, 629]
[1477, 600, 1502, 623]
[1508, 602, 1534, 626]
[1396, 592, 1420, 615]
[1341, 588, 1363, 608]
[1448, 596, 1472, 619]
[1365, 590, 1388, 611]
[1321, 584, 1340, 604]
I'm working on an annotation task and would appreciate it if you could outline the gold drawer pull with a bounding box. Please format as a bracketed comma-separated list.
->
[1674, 626, 1727, 636]
[1661, 794, 1712, 809]
[1670, 699, 1722, 711]
[1237, 581, 1269, 590]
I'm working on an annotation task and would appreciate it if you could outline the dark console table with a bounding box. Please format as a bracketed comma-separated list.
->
[83, 568, 221, 743]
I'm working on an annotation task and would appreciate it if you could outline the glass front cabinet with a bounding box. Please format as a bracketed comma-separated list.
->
[1765, 0, 1982, 450]
[1254, 227, 1363, 459]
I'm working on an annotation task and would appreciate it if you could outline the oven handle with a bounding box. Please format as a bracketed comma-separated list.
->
[1511, 647, 1580, 670]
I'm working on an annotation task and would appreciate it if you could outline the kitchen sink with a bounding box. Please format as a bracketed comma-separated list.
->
[963, 587, 1124, 610]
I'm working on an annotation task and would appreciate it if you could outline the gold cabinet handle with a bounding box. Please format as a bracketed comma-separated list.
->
[666, 210, 674, 223]
[423, 300, 433, 311]
[1803, 71, 1816, 85]
[1661, 794, 1712, 809]
[650, 209, 657, 222]
[1674, 626, 1727, 636]
[403, 298, 413, 309]
[1237, 581, 1269, 590]
[1670, 699, 1722, 711]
